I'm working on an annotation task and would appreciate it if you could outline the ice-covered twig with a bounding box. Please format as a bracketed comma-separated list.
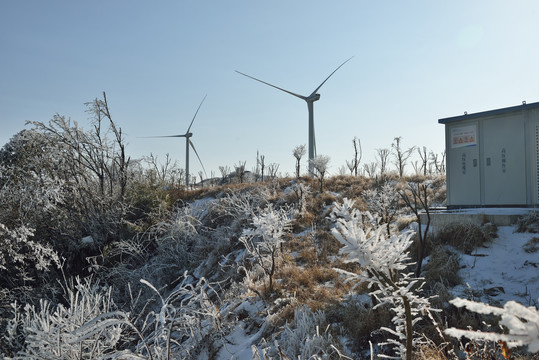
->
[445, 297, 539, 353]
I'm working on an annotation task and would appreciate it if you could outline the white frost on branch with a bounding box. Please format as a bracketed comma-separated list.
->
[330, 199, 414, 278]
[330, 198, 437, 359]
[239, 204, 293, 292]
[445, 297, 539, 353]
[0, 223, 60, 275]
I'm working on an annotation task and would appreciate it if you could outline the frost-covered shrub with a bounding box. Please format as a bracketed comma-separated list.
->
[326, 297, 393, 354]
[516, 211, 539, 233]
[283, 181, 312, 217]
[422, 245, 462, 288]
[134, 274, 223, 359]
[4, 274, 224, 360]
[93, 200, 225, 296]
[4, 277, 125, 359]
[211, 187, 270, 230]
[0, 130, 67, 229]
[330, 198, 438, 360]
[279, 306, 348, 359]
[523, 237, 539, 254]
[240, 204, 293, 293]
[445, 298, 539, 354]
[363, 181, 400, 236]
[0, 224, 60, 288]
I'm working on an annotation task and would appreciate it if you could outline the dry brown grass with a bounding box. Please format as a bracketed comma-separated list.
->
[423, 245, 462, 288]
[435, 222, 495, 255]
[413, 343, 449, 360]
[325, 176, 382, 205]
[523, 236, 539, 253]
[291, 212, 316, 233]
[312, 230, 342, 261]
[396, 214, 417, 231]
[284, 235, 310, 254]
[297, 247, 318, 265]
[516, 212, 539, 233]
[326, 300, 393, 353]
[275, 254, 354, 311]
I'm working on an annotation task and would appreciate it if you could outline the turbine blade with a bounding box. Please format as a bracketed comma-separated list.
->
[139, 135, 187, 138]
[186, 94, 207, 133]
[189, 139, 207, 178]
[310, 56, 353, 96]
[235, 70, 307, 100]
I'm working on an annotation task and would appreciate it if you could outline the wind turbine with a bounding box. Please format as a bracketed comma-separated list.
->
[143, 95, 207, 187]
[236, 57, 353, 173]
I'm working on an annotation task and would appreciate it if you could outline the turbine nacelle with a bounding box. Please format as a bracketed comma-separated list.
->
[307, 93, 321, 102]
[236, 57, 352, 174]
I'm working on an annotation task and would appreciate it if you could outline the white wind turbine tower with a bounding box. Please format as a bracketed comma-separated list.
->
[236, 57, 352, 173]
[144, 95, 207, 187]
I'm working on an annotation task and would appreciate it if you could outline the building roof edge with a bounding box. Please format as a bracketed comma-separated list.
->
[438, 101, 539, 124]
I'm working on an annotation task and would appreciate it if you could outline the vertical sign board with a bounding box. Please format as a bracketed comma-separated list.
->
[447, 123, 480, 206]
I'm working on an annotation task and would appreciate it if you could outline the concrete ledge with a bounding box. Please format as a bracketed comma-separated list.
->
[419, 208, 534, 228]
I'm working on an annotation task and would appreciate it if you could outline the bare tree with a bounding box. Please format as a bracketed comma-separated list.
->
[267, 163, 280, 179]
[293, 144, 306, 178]
[399, 180, 431, 277]
[310, 155, 330, 192]
[363, 181, 400, 236]
[429, 150, 446, 175]
[209, 170, 215, 187]
[338, 165, 347, 176]
[411, 160, 422, 176]
[235, 161, 247, 184]
[363, 162, 378, 178]
[257, 151, 266, 182]
[392, 137, 416, 177]
[198, 171, 204, 187]
[28, 91, 131, 245]
[175, 169, 185, 188]
[417, 146, 428, 176]
[376, 148, 391, 177]
[143, 153, 181, 188]
[219, 165, 230, 184]
[346, 137, 362, 176]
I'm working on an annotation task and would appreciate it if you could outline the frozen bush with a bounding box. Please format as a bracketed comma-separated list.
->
[516, 211, 539, 233]
[363, 181, 400, 236]
[212, 187, 270, 230]
[240, 204, 293, 293]
[0, 223, 60, 286]
[279, 306, 348, 359]
[134, 273, 223, 359]
[330, 198, 438, 360]
[5, 277, 125, 359]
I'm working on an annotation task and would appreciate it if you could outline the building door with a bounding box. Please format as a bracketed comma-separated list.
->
[530, 114, 539, 205]
[447, 123, 480, 206]
[482, 115, 526, 205]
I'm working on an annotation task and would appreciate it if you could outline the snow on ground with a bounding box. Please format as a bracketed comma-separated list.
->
[215, 224, 538, 359]
[216, 298, 268, 360]
[452, 225, 538, 306]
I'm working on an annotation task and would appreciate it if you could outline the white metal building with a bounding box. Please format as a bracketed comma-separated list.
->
[439, 101, 539, 208]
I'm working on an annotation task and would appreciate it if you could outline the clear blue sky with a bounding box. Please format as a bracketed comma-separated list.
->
[2, 1, 539, 177]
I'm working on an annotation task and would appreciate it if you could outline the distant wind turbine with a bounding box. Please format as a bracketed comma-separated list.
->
[143, 95, 207, 187]
[236, 57, 353, 173]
